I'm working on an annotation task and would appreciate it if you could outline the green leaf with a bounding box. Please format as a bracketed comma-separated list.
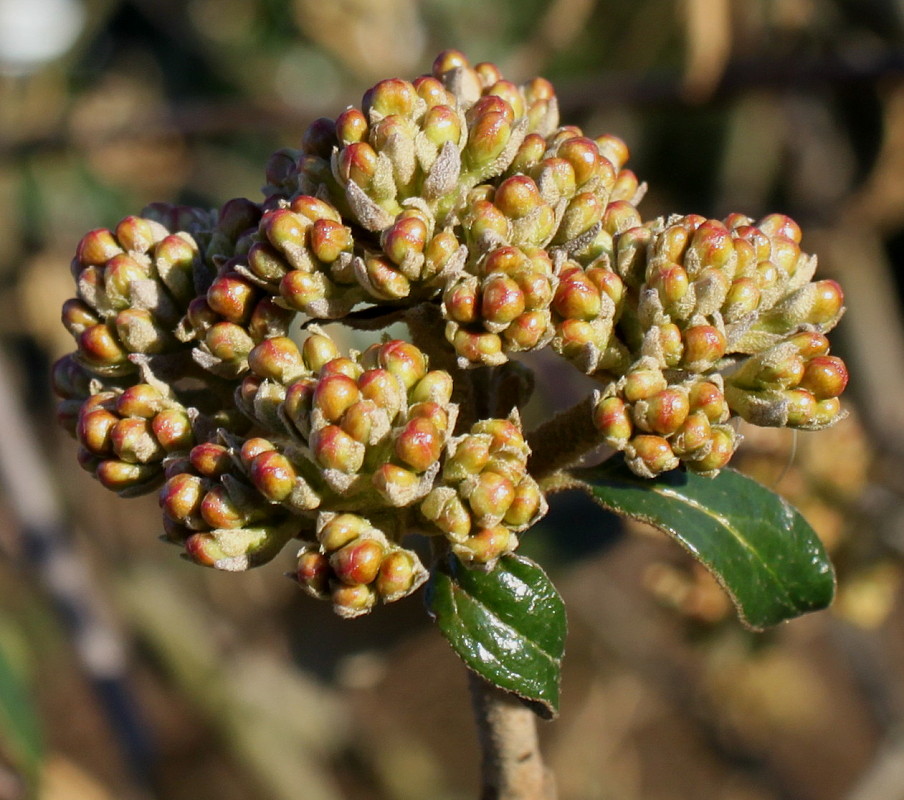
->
[427, 554, 566, 718]
[576, 455, 835, 630]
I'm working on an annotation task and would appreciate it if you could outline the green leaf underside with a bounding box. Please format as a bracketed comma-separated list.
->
[577, 455, 835, 630]
[427, 554, 566, 718]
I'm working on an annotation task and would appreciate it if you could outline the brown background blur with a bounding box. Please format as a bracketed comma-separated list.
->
[0, 0, 902, 798]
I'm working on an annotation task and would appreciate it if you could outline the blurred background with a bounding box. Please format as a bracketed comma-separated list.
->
[0, 0, 903, 797]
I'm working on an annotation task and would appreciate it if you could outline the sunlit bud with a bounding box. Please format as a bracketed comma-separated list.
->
[758, 213, 802, 244]
[77, 407, 118, 456]
[296, 549, 331, 595]
[555, 192, 604, 242]
[509, 133, 547, 173]
[410, 370, 454, 405]
[207, 271, 259, 325]
[331, 582, 377, 617]
[649, 264, 690, 308]
[453, 526, 516, 565]
[381, 215, 429, 268]
[464, 110, 513, 168]
[356, 368, 403, 419]
[376, 549, 420, 600]
[151, 409, 193, 452]
[556, 136, 604, 187]
[687, 426, 737, 474]
[160, 473, 205, 529]
[786, 330, 831, 358]
[433, 48, 470, 75]
[103, 254, 147, 308]
[504, 311, 552, 350]
[116, 384, 164, 419]
[503, 477, 544, 529]
[311, 425, 365, 473]
[78, 324, 130, 368]
[809, 280, 845, 325]
[687, 220, 734, 272]
[635, 388, 690, 436]
[812, 397, 843, 427]
[363, 255, 410, 300]
[627, 434, 679, 477]
[799, 355, 848, 399]
[76, 228, 122, 267]
[413, 75, 454, 107]
[335, 107, 369, 145]
[249, 449, 297, 502]
[96, 459, 161, 494]
[297, 334, 337, 374]
[450, 328, 504, 364]
[444, 435, 491, 482]
[423, 104, 462, 147]
[670, 410, 712, 456]
[723, 277, 761, 320]
[154, 234, 200, 303]
[240, 437, 276, 467]
[363, 77, 417, 118]
[189, 442, 232, 478]
[248, 336, 307, 384]
[482, 274, 526, 324]
[586, 267, 625, 310]
[466, 471, 516, 523]
[623, 367, 668, 403]
[115, 308, 171, 355]
[593, 395, 633, 445]
[313, 373, 362, 423]
[421, 488, 471, 540]
[205, 322, 255, 364]
[595, 134, 630, 171]
[310, 218, 353, 264]
[290, 195, 342, 223]
[318, 513, 372, 552]
[601, 200, 641, 235]
[200, 485, 248, 529]
[681, 325, 727, 370]
[330, 537, 385, 586]
[423, 231, 461, 280]
[395, 417, 443, 473]
[337, 141, 379, 189]
[62, 298, 100, 338]
[376, 340, 428, 389]
[372, 463, 421, 505]
[688, 380, 729, 423]
[553, 272, 602, 320]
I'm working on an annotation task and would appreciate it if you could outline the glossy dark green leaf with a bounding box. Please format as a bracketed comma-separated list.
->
[577, 455, 835, 630]
[427, 554, 566, 718]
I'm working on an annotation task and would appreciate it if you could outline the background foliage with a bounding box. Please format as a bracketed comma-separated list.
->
[1, 0, 902, 797]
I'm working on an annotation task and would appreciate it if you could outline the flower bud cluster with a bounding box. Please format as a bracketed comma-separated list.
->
[63, 214, 209, 376]
[723, 331, 848, 430]
[592, 358, 740, 478]
[159, 437, 301, 571]
[420, 414, 547, 567]
[54, 50, 849, 617]
[241, 333, 459, 508]
[75, 382, 194, 496]
[296, 512, 429, 618]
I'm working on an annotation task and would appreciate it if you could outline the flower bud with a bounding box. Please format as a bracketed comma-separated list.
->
[394, 417, 443, 473]
[626, 435, 679, 477]
[330, 537, 385, 586]
[453, 526, 516, 565]
[296, 548, 331, 596]
[311, 425, 365, 473]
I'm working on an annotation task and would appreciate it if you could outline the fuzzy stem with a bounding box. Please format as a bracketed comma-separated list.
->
[527, 393, 602, 480]
[469, 673, 557, 800]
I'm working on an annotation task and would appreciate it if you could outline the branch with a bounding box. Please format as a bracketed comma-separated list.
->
[469, 672, 557, 800]
[527, 393, 602, 480]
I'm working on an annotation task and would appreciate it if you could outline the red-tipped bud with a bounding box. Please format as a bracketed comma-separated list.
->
[250, 449, 297, 502]
[189, 442, 232, 478]
[330, 538, 385, 586]
[311, 425, 365, 473]
[394, 417, 443, 473]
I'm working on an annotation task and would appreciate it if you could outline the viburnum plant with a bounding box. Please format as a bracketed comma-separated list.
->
[53, 50, 846, 798]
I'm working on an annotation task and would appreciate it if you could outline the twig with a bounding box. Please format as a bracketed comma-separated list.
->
[468, 673, 557, 800]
